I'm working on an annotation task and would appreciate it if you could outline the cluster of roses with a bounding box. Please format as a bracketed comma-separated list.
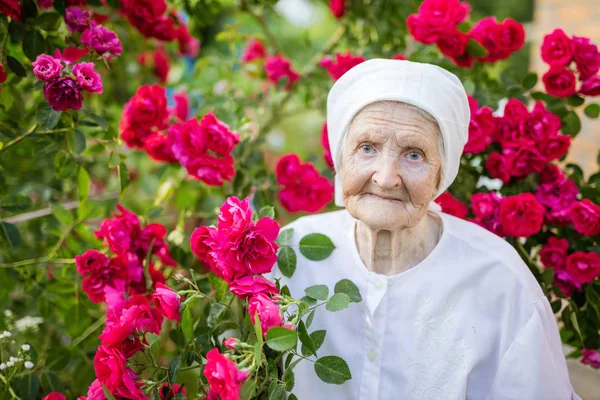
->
[70, 205, 183, 399]
[242, 38, 300, 90]
[63, 6, 123, 59]
[541, 29, 600, 98]
[407, 0, 524, 68]
[319, 52, 407, 82]
[191, 196, 287, 399]
[276, 154, 334, 213]
[120, 84, 240, 186]
[481, 98, 571, 184]
[31, 53, 102, 111]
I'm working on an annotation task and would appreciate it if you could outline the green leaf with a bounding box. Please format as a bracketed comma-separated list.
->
[305, 284, 328, 301]
[64, 302, 90, 338]
[168, 354, 182, 384]
[0, 194, 33, 212]
[314, 356, 352, 384]
[326, 293, 350, 312]
[181, 307, 194, 339]
[268, 384, 286, 400]
[277, 246, 297, 278]
[298, 320, 316, 356]
[37, 105, 61, 130]
[288, 395, 298, 400]
[334, 279, 362, 303]
[542, 268, 554, 286]
[87, 114, 109, 130]
[309, 330, 326, 353]
[299, 233, 336, 261]
[457, 21, 471, 33]
[33, 12, 62, 30]
[70, 129, 86, 154]
[276, 228, 294, 245]
[9, 21, 26, 42]
[570, 311, 582, 342]
[51, 204, 73, 225]
[265, 327, 298, 352]
[78, 167, 90, 202]
[208, 272, 229, 303]
[567, 95, 585, 107]
[0, 222, 21, 250]
[6, 56, 27, 77]
[505, 85, 522, 98]
[13, 374, 40, 400]
[240, 379, 257, 400]
[118, 162, 130, 196]
[21, 0, 38, 19]
[466, 39, 488, 58]
[561, 111, 581, 136]
[584, 103, 600, 119]
[23, 30, 46, 62]
[173, 394, 186, 400]
[522, 72, 538, 91]
[102, 383, 117, 400]
[258, 205, 275, 219]
[306, 309, 316, 329]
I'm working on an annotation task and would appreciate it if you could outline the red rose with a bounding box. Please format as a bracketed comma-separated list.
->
[522, 101, 561, 143]
[540, 237, 569, 270]
[0, 64, 7, 83]
[570, 199, 600, 236]
[541, 29, 573, 66]
[485, 152, 513, 183]
[434, 192, 468, 219]
[329, 0, 346, 19]
[542, 66, 577, 98]
[204, 348, 249, 400]
[572, 36, 600, 80]
[495, 18, 525, 55]
[464, 105, 495, 154]
[217, 196, 253, 237]
[144, 133, 178, 163]
[566, 251, 600, 286]
[43, 77, 83, 111]
[503, 98, 529, 125]
[498, 193, 544, 237]
[540, 134, 571, 162]
[94, 346, 146, 400]
[436, 29, 470, 58]
[0, 0, 22, 21]
[505, 144, 546, 178]
[579, 75, 600, 97]
[319, 51, 366, 81]
[42, 393, 66, 400]
[120, 85, 169, 148]
[151, 283, 181, 322]
[407, 0, 470, 44]
[470, 192, 501, 221]
[277, 160, 334, 213]
[241, 38, 266, 63]
[76, 253, 129, 304]
[539, 164, 564, 184]
[201, 112, 240, 156]
[230, 275, 279, 299]
[470, 17, 504, 62]
[264, 55, 300, 90]
[276, 154, 303, 186]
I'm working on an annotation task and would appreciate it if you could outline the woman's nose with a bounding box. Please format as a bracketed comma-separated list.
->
[371, 156, 402, 190]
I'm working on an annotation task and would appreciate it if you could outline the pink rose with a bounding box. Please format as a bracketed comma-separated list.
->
[319, 51, 366, 81]
[541, 29, 573, 66]
[84, 379, 106, 400]
[570, 199, 600, 236]
[81, 24, 122, 57]
[264, 55, 300, 89]
[540, 164, 564, 184]
[540, 134, 571, 162]
[566, 252, 600, 286]
[190, 225, 222, 270]
[503, 98, 529, 125]
[495, 18, 525, 55]
[144, 133, 178, 163]
[522, 101, 561, 143]
[94, 346, 146, 400]
[579, 75, 600, 97]
[201, 112, 240, 156]
[572, 36, 600, 80]
[248, 293, 283, 335]
[581, 349, 600, 369]
[43, 77, 83, 111]
[138, 223, 177, 267]
[120, 85, 169, 148]
[498, 193, 545, 237]
[75, 249, 109, 276]
[64, 6, 90, 33]
[505, 144, 546, 178]
[168, 117, 206, 166]
[329, 0, 346, 18]
[42, 393, 66, 400]
[230, 275, 279, 299]
[218, 196, 253, 237]
[204, 348, 249, 400]
[542, 66, 577, 97]
[540, 237, 569, 270]
[434, 192, 468, 219]
[32, 54, 63, 81]
[485, 152, 513, 183]
[223, 337, 239, 350]
[151, 283, 181, 322]
[436, 29, 470, 59]
[470, 17, 511, 62]
[242, 38, 266, 63]
[78, 254, 129, 303]
[94, 205, 141, 254]
[464, 106, 496, 154]
[536, 178, 578, 225]
[553, 269, 578, 297]
[407, 0, 470, 44]
[321, 123, 334, 169]
[72, 62, 103, 93]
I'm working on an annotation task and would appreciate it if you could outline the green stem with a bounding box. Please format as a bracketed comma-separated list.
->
[0, 257, 75, 269]
[0, 373, 22, 400]
[0, 124, 38, 154]
[70, 316, 106, 347]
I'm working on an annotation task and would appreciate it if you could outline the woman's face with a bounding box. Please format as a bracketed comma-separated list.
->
[340, 102, 442, 231]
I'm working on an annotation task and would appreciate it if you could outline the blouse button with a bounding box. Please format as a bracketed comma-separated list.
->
[367, 350, 377, 361]
[373, 281, 386, 290]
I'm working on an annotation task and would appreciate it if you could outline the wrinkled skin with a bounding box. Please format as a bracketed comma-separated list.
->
[340, 101, 443, 275]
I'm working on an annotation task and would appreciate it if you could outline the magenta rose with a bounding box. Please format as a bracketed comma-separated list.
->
[230, 275, 279, 299]
[79, 255, 129, 304]
[41, 393, 66, 400]
[264, 55, 300, 89]
[75, 249, 109, 276]
[570, 199, 600, 236]
[495, 18, 525, 56]
[168, 117, 206, 167]
[32, 54, 63, 81]
[434, 192, 468, 219]
[436, 29, 470, 58]
[72, 62, 103, 93]
[277, 160, 334, 213]
[184, 153, 236, 185]
[522, 101, 562, 143]
[541, 29, 573, 66]
[542, 66, 577, 97]
[144, 133, 178, 163]
[540, 237, 569, 270]
[505, 144, 546, 178]
[201, 112, 240, 156]
[248, 293, 284, 335]
[38, 0, 53, 8]
[464, 106, 495, 154]
[540, 164, 565, 184]
[223, 337, 239, 350]
[498, 193, 545, 237]
[64, 6, 90, 33]
[81, 24, 123, 57]
[218, 196, 253, 238]
[329, 0, 346, 18]
[470, 192, 501, 221]
[485, 152, 513, 183]
[319, 51, 366, 81]
[94, 346, 146, 400]
[190, 225, 223, 274]
[566, 252, 600, 286]
[151, 283, 180, 322]
[94, 205, 141, 255]
[553, 269, 578, 297]
[204, 348, 249, 400]
[541, 134, 571, 162]
[176, 25, 200, 57]
[242, 38, 266, 63]
[120, 85, 169, 148]
[503, 98, 529, 125]
[276, 154, 303, 186]
[43, 77, 83, 111]
[0, 0, 22, 21]
[579, 75, 600, 97]
[572, 36, 600, 80]
[581, 349, 600, 369]
[407, 0, 470, 44]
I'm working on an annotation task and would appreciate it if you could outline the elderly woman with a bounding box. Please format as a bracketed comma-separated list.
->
[274, 59, 580, 400]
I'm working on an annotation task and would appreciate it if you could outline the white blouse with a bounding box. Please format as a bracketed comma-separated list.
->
[271, 209, 580, 400]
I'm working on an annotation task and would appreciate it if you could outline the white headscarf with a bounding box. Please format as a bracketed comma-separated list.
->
[326, 59, 471, 207]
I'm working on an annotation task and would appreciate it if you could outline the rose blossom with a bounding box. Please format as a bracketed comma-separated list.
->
[218, 196, 253, 237]
[76, 253, 129, 303]
[542, 66, 577, 98]
[144, 133, 178, 163]
[81, 24, 123, 57]
[94, 204, 141, 254]
[319, 51, 366, 81]
[44, 77, 83, 111]
[276, 156, 334, 213]
[436, 29, 470, 59]
[329, 0, 346, 18]
[223, 337, 239, 350]
[434, 192, 468, 219]
[570, 199, 600, 236]
[230, 275, 279, 299]
[248, 293, 284, 334]
[120, 85, 169, 148]
[505, 144, 546, 178]
[541, 29, 573, 66]
[498, 193, 544, 237]
[64, 6, 90, 33]
[32, 54, 63, 81]
[242, 38, 266, 63]
[539, 237, 569, 270]
[276, 154, 303, 186]
[522, 101, 562, 143]
[406, 0, 470, 44]
[579, 75, 600, 97]
[464, 105, 496, 154]
[540, 134, 571, 162]
[201, 112, 240, 155]
[485, 152, 513, 184]
[553, 269, 578, 297]
[581, 349, 600, 369]
[470, 192, 497, 221]
[540, 164, 564, 184]
[42, 393, 66, 400]
[204, 348, 249, 400]
[572, 36, 600, 80]
[470, 17, 524, 63]
[94, 346, 146, 400]
[72, 62, 103, 93]
[536, 178, 578, 225]
[151, 283, 181, 322]
[0, 64, 6, 83]
[565, 252, 600, 286]
[190, 225, 223, 272]
[264, 55, 300, 89]
[0, 0, 22, 21]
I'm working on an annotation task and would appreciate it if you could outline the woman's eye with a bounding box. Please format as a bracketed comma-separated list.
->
[360, 144, 374, 154]
[407, 151, 422, 161]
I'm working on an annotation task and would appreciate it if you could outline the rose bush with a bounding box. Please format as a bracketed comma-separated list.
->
[1, 0, 600, 398]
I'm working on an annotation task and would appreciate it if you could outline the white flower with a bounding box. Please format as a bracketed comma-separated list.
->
[14, 316, 43, 332]
[3, 310, 12, 317]
[0, 334, 4, 340]
[2, 330, 11, 337]
[6, 361, 14, 367]
[24, 361, 34, 369]
[21, 344, 30, 351]
[0, 363, 6, 370]
[9, 357, 19, 363]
